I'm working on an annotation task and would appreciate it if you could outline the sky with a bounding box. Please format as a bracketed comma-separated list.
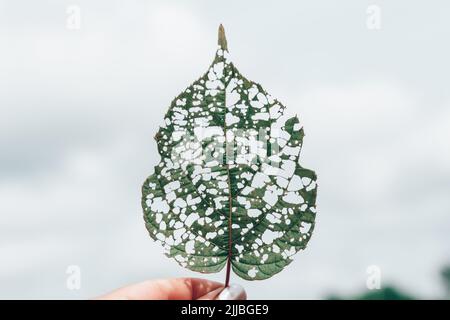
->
[0, 0, 449, 299]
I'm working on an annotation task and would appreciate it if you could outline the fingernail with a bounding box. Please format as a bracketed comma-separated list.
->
[217, 284, 247, 300]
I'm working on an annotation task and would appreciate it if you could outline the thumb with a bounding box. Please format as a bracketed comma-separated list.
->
[197, 283, 247, 300]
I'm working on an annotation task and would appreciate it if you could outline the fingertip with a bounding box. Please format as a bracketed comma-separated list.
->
[196, 286, 224, 300]
[216, 284, 247, 300]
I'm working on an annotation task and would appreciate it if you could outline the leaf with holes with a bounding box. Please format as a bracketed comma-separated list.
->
[141, 25, 317, 285]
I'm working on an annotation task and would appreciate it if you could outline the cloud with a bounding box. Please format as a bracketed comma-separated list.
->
[1, 0, 449, 299]
[290, 82, 450, 298]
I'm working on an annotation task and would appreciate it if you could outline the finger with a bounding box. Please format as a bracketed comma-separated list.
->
[196, 286, 224, 300]
[97, 278, 224, 300]
[197, 283, 247, 300]
[216, 284, 247, 300]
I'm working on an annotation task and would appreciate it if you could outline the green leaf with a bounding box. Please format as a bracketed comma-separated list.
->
[142, 25, 317, 282]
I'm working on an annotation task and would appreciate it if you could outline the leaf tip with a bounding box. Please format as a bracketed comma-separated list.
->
[218, 24, 228, 51]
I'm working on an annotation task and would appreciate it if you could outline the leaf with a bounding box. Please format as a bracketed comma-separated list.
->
[141, 25, 317, 283]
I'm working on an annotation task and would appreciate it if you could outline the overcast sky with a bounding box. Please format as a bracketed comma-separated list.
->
[1, 0, 449, 299]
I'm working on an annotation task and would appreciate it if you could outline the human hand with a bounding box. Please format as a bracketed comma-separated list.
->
[97, 278, 247, 300]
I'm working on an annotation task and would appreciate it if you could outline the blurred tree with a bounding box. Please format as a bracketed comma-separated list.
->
[440, 265, 450, 299]
[355, 286, 415, 300]
[326, 285, 416, 300]
[326, 265, 450, 300]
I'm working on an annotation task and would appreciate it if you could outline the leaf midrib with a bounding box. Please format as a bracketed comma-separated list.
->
[222, 68, 235, 287]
